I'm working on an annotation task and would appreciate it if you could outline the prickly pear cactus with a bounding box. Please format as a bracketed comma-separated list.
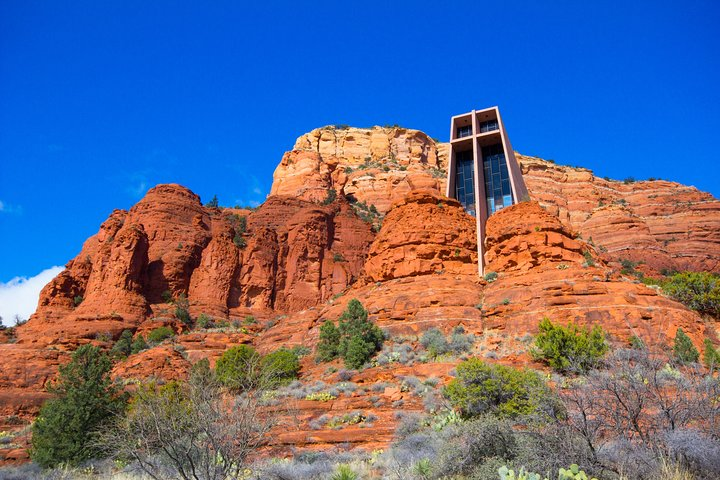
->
[498, 466, 548, 480]
[558, 464, 598, 480]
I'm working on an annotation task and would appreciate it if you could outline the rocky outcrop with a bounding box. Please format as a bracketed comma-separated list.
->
[362, 190, 478, 282]
[2, 124, 719, 462]
[519, 154, 720, 274]
[271, 126, 448, 212]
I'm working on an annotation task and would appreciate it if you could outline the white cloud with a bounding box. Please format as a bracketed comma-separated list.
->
[0, 200, 22, 215]
[0, 266, 64, 326]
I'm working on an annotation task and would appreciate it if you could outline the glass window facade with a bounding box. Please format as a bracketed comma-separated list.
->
[479, 119, 499, 133]
[454, 150, 476, 216]
[482, 143, 513, 216]
[457, 125, 473, 138]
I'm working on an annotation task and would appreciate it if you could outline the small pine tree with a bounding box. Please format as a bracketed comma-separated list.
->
[174, 293, 192, 326]
[111, 329, 134, 358]
[131, 334, 148, 354]
[532, 318, 608, 373]
[205, 194, 219, 208]
[215, 345, 261, 391]
[31, 345, 126, 467]
[316, 320, 341, 362]
[673, 328, 699, 364]
[703, 339, 720, 370]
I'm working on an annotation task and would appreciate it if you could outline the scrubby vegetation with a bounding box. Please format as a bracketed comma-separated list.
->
[532, 318, 608, 373]
[443, 358, 561, 419]
[30, 345, 127, 468]
[661, 271, 720, 318]
[315, 299, 384, 369]
[146, 326, 175, 344]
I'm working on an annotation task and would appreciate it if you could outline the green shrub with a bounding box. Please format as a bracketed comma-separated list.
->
[73, 295, 83, 307]
[321, 188, 337, 205]
[174, 293, 192, 326]
[131, 334, 148, 354]
[205, 194, 219, 208]
[703, 339, 720, 369]
[315, 299, 384, 369]
[532, 318, 607, 373]
[673, 328, 699, 364]
[316, 320, 341, 362]
[261, 348, 300, 386]
[215, 345, 261, 391]
[31, 345, 126, 468]
[661, 271, 720, 318]
[443, 358, 559, 419]
[628, 334, 646, 350]
[111, 329, 134, 358]
[196, 313, 213, 329]
[420, 328, 449, 358]
[484, 271, 499, 282]
[147, 326, 175, 344]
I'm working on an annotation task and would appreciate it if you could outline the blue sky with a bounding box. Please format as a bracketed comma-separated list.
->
[1, 0, 719, 288]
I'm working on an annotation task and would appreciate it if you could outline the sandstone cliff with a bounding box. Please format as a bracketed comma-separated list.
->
[1, 125, 718, 463]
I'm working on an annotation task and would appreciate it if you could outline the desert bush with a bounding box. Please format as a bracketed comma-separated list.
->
[661, 271, 720, 318]
[443, 358, 561, 419]
[261, 348, 300, 386]
[532, 318, 607, 373]
[315, 300, 384, 369]
[111, 329, 133, 358]
[196, 313, 213, 329]
[703, 338, 720, 370]
[560, 349, 720, 477]
[214, 344, 262, 391]
[130, 334, 148, 354]
[420, 328, 449, 358]
[673, 328, 699, 364]
[31, 345, 127, 468]
[435, 415, 519, 477]
[147, 326, 174, 344]
[100, 365, 275, 480]
[174, 293, 192, 326]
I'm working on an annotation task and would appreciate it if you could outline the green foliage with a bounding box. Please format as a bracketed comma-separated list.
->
[315, 300, 384, 368]
[420, 328, 449, 358]
[111, 329, 134, 358]
[498, 464, 598, 480]
[31, 345, 126, 468]
[331, 464, 358, 480]
[704, 339, 720, 369]
[333, 252, 346, 262]
[205, 194, 219, 208]
[130, 334, 148, 354]
[337, 299, 384, 369]
[196, 313, 213, 329]
[673, 328, 699, 364]
[316, 320, 341, 362]
[305, 391, 337, 401]
[532, 318, 608, 373]
[661, 271, 720, 318]
[582, 250, 595, 267]
[623, 176, 636, 184]
[261, 348, 300, 386]
[321, 188, 337, 205]
[484, 271, 499, 282]
[147, 326, 175, 344]
[443, 358, 559, 419]
[161, 290, 173, 303]
[174, 293, 191, 326]
[215, 345, 261, 391]
[73, 295, 83, 307]
[628, 334, 646, 350]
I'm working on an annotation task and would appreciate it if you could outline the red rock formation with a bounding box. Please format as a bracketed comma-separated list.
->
[2, 126, 719, 462]
[518, 154, 720, 274]
[361, 190, 478, 282]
